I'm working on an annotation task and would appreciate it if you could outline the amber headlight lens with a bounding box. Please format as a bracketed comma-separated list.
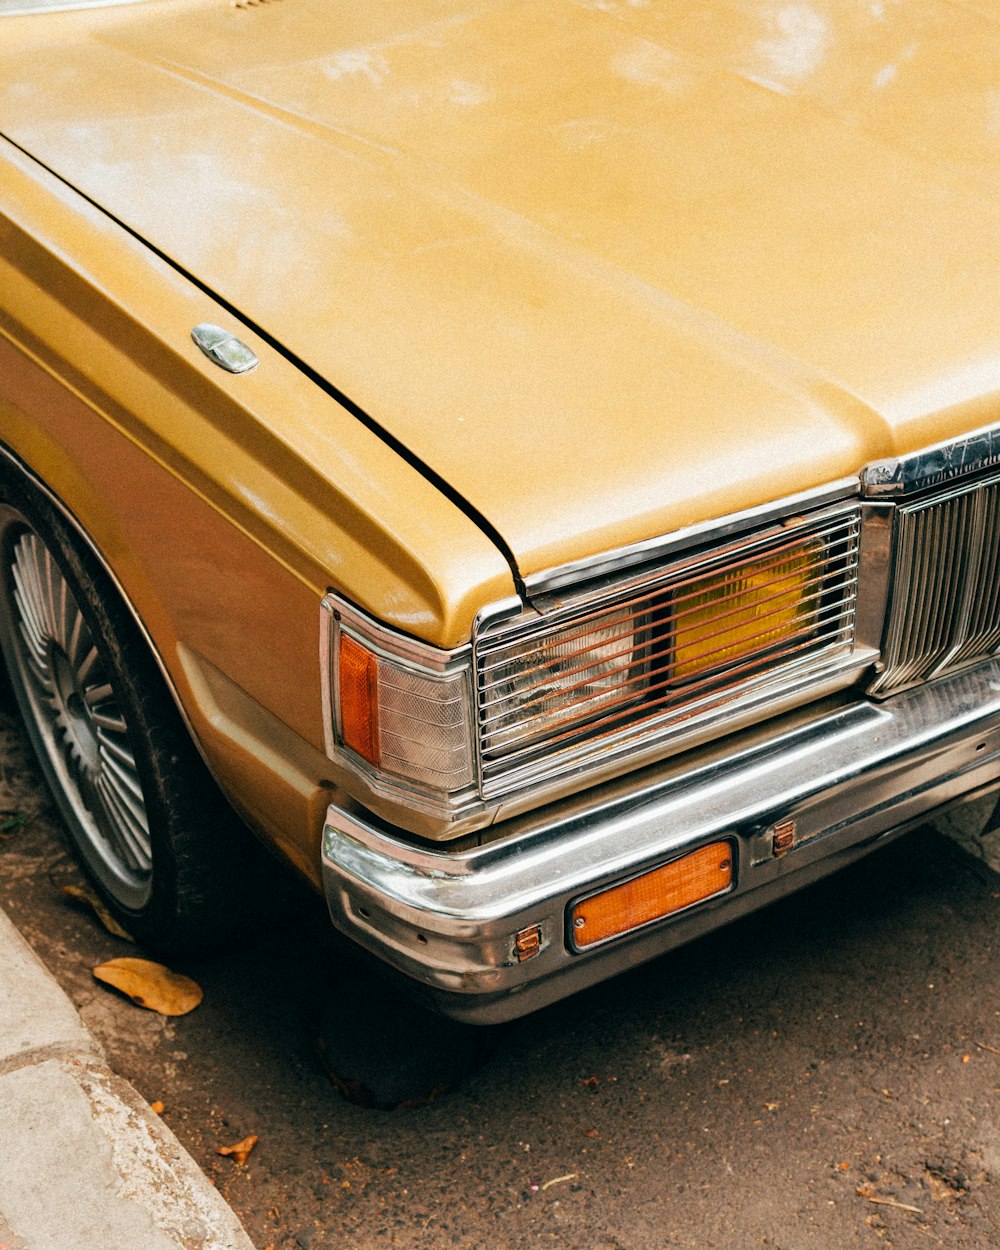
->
[670, 542, 823, 683]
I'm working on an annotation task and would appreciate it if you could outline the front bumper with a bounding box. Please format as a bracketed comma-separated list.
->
[321, 659, 1000, 1024]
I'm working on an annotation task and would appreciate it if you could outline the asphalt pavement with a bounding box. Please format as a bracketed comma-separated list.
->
[2, 721, 1000, 1250]
[0, 904, 257, 1250]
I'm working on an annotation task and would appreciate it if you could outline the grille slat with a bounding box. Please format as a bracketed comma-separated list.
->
[951, 482, 1000, 665]
[874, 471, 1000, 695]
[476, 509, 861, 795]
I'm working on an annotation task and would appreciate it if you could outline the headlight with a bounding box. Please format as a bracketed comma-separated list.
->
[480, 606, 650, 757]
[475, 508, 860, 799]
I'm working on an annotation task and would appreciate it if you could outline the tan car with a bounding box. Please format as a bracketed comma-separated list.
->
[1, 0, 998, 1025]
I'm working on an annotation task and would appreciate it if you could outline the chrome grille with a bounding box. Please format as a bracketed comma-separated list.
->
[476, 507, 861, 796]
[873, 473, 1000, 694]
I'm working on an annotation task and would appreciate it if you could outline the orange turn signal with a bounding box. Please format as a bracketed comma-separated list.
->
[571, 841, 733, 949]
[338, 633, 380, 765]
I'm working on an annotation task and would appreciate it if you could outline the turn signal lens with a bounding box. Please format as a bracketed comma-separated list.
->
[333, 618, 476, 793]
[338, 633, 380, 765]
[672, 543, 821, 681]
[571, 841, 733, 949]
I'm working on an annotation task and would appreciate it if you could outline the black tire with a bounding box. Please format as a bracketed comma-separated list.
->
[0, 466, 248, 951]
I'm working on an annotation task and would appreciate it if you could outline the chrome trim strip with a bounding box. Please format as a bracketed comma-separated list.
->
[322, 657, 1000, 1023]
[319, 597, 337, 762]
[523, 477, 860, 598]
[862, 420, 1000, 498]
[191, 323, 259, 375]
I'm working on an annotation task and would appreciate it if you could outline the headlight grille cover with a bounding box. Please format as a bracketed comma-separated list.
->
[476, 507, 861, 797]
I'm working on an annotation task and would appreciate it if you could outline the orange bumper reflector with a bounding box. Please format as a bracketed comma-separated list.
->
[571, 841, 733, 949]
[514, 924, 543, 962]
[338, 633, 380, 765]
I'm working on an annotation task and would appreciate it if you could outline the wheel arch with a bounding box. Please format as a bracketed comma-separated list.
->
[0, 436, 208, 758]
[0, 430, 342, 892]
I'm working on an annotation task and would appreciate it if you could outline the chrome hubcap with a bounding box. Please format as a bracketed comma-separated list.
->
[4, 527, 152, 905]
[50, 644, 103, 773]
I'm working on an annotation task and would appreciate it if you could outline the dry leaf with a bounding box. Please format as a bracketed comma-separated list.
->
[540, 1173, 578, 1191]
[60, 883, 134, 941]
[856, 1184, 923, 1215]
[217, 1135, 258, 1167]
[92, 958, 203, 1016]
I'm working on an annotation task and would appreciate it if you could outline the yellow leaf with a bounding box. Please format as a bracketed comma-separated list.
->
[60, 883, 134, 942]
[217, 1135, 258, 1167]
[92, 958, 203, 1016]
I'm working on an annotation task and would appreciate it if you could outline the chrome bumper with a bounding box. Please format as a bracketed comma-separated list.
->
[321, 660, 1000, 1024]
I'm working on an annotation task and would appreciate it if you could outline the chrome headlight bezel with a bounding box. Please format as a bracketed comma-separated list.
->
[473, 498, 866, 801]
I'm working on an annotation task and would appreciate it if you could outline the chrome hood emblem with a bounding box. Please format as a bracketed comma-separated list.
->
[191, 323, 259, 374]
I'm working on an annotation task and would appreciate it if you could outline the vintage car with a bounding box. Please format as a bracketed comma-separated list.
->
[1, 0, 998, 1026]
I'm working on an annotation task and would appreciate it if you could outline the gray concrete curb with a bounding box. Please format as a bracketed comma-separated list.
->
[0, 907, 257, 1250]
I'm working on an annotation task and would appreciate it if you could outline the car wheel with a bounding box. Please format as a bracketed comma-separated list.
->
[0, 473, 246, 951]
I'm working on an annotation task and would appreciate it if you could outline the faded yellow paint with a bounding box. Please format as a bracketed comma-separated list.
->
[3, 0, 999, 578]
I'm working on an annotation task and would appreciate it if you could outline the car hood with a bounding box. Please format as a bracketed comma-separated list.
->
[3, 0, 1000, 577]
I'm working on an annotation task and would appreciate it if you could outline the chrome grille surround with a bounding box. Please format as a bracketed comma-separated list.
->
[870, 469, 1000, 695]
[862, 422, 1000, 498]
[474, 503, 863, 800]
